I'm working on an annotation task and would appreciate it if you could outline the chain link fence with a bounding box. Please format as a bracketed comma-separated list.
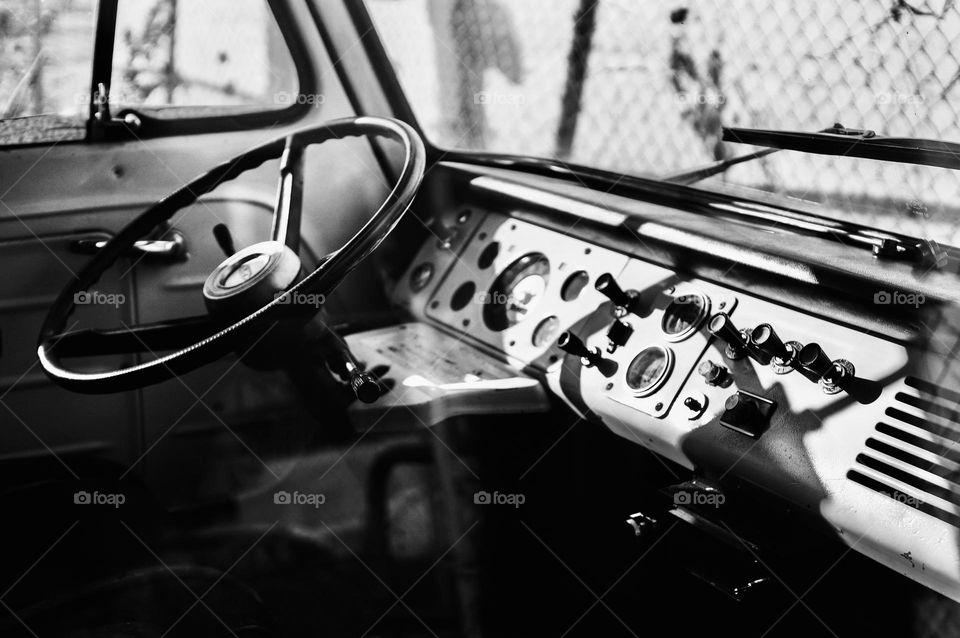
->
[369, 0, 960, 246]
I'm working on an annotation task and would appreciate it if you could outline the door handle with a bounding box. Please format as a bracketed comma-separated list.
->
[71, 231, 187, 261]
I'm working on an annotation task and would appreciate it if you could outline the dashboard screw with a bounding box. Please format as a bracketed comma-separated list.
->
[655, 402, 664, 410]
[719, 301, 727, 309]
[605, 382, 613, 391]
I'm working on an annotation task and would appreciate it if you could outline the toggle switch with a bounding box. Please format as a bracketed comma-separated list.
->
[605, 319, 633, 353]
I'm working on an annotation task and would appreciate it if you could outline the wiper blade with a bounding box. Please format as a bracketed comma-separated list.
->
[723, 123, 960, 171]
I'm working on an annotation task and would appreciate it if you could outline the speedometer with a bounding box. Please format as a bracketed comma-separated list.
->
[483, 253, 550, 331]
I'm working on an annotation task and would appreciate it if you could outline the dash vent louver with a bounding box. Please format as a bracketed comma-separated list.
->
[848, 376, 960, 528]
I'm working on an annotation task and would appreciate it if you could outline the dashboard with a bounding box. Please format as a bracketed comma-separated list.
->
[376, 194, 960, 604]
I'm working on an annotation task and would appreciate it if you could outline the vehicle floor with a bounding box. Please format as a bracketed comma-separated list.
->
[1, 417, 958, 637]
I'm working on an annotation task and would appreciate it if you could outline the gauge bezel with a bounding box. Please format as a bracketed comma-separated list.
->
[625, 345, 675, 397]
[660, 292, 711, 342]
[482, 252, 551, 331]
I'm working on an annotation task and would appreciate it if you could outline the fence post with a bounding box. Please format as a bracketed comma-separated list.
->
[555, 0, 598, 160]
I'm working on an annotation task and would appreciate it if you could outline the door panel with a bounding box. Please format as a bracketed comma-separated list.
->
[0, 228, 139, 467]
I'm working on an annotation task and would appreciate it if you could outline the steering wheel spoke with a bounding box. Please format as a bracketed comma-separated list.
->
[271, 134, 305, 254]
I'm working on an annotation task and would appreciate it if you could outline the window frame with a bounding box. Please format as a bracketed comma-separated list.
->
[0, 0, 318, 149]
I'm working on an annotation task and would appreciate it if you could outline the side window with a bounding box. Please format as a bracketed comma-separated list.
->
[0, 0, 97, 144]
[111, 0, 298, 117]
[0, 0, 302, 146]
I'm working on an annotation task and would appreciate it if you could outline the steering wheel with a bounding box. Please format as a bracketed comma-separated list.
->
[38, 116, 425, 394]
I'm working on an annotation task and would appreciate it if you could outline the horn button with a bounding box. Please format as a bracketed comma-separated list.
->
[203, 240, 301, 318]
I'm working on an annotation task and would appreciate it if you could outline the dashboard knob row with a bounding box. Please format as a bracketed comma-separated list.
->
[704, 313, 877, 403]
[556, 301, 877, 405]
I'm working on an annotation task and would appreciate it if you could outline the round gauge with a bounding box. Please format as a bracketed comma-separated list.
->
[661, 292, 710, 341]
[532, 315, 561, 348]
[626, 346, 674, 396]
[560, 270, 590, 301]
[483, 253, 550, 331]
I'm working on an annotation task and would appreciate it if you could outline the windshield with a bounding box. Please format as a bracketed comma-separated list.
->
[369, 0, 960, 247]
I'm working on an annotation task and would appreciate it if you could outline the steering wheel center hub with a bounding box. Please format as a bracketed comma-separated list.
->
[203, 241, 301, 317]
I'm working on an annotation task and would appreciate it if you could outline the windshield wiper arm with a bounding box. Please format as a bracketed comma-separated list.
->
[663, 147, 779, 185]
[723, 123, 960, 171]
[664, 125, 853, 185]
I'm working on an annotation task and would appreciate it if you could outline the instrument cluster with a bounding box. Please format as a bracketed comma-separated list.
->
[391, 207, 960, 605]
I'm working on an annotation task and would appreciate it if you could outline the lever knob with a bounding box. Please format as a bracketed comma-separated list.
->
[708, 312, 749, 355]
[558, 331, 596, 362]
[751, 323, 790, 361]
[351, 370, 382, 404]
[708, 313, 744, 344]
[595, 273, 633, 309]
[212, 223, 236, 257]
[798, 343, 835, 379]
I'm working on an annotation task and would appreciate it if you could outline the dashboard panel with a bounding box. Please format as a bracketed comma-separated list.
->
[391, 209, 960, 603]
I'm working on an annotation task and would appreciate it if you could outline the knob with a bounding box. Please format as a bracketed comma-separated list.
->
[683, 397, 702, 411]
[558, 331, 602, 366]
[595, 273, 634, 310]
[798, 343, 835, 379]
[708, 313, 749, 358]
[213, 223, 236, 257]
[351, 369, 382, 404]
[697, 360, 730, 387]
[558, 331, 617, 377]
[750, 324, 791, 361]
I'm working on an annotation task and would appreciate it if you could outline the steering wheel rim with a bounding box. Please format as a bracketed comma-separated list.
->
[38, 116, 426, 393]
